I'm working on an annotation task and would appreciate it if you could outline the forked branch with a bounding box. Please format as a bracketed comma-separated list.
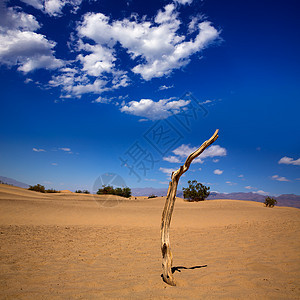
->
[161, 129, 219, 286]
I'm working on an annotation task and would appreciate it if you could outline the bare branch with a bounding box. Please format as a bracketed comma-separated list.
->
[161, 129, 219, 286]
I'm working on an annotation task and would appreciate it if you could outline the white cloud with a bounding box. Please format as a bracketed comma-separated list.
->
[77, 5, 219, 81]
[253, 190, 269, 196]
[226, 181, 236, 185]
[59, 147, 71, 152]
[0, 7, 63, 73]
[132, 21, 219, 80]
[33, 147, 46, 152]
[159, 167, 176, 176]
[0, 7, 40, 31]
[188, 15, 205, 34]
[51, 162, 58, 166]
[24, 78, 33, 83]
[214, 169, 223, 175]
[1, 1, 220, 99]
[93, 96, 113, 104]
[159, 84, 174, 90]
[245, 186, 254, 190]
[271, 175, 290, 182]
[213, 159, 219, 163]
[200, 100, 212, 105]
[173, 144, 197, 157]
[201, 145, 227, 159]
[77, 44, 116, 77]
[120, 98, 190, 120]
[167, 144, 226, 164]
[238, 174, 244, 178]
[20, 0, 44, 11]
[174, 0, 193, 5]
[20, 0, 83, 17]
[49, 62, 130, 97]
[163, 156, 181, 163]
[278, 156, 300, 166]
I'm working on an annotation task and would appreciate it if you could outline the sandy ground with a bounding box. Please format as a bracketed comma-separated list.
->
[0, 184, 299, 299]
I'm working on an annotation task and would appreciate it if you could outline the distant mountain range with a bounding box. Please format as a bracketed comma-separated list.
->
[0, 176, 29, 189]
[132, 187, 300, 209]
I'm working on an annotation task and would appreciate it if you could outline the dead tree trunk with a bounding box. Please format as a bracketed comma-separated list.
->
[161, 129, 219, 286]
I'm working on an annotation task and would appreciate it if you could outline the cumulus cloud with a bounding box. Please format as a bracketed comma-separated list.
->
[120, 98, 190, 120]
[0, 7, 40, 31]
[0, 1, 220, 98]
[77, 4, 219, 81]
[172, 144, 196, 157]
[0, 6, 63, 73]
[278, 156, 300, 166]
[49, 67, 129, 97]
[20, 0, 83, 17]
[77, 43, 116, 77]
[271, 175, 290, 182]
[213, 169, 223, 175]
[168, 144, 226, 164]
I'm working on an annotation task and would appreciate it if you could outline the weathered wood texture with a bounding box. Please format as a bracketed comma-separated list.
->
[161, 129, 219, 286]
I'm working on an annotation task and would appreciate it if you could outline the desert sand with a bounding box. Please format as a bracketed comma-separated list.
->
[0, 183, 299, 299]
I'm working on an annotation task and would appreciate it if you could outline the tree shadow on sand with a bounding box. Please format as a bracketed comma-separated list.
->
[161, 264, 207, 282]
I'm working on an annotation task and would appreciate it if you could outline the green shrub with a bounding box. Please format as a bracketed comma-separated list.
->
[28, 184, 46, 193]
[182, 180, 210, 201]
[97, 185, 131, 198]
[45, 188, 59, 193]
[76, 189, 90, 194]
[264, 196, 277, 208]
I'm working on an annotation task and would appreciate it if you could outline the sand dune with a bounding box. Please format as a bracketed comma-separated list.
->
[0, 184, 299, 299]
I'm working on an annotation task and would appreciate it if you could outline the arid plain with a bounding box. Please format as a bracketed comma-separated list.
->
[0, 183, 299, 299]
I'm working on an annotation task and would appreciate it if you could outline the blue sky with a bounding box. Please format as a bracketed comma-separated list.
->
[0, 0, 299, 195]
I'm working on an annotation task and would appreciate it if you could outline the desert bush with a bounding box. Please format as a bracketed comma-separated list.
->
[264, 196, 277, 207]
[45, 188, 59, 193]
[97, 185, 131, 198]
[75, 189, 90, 194]
[121, 187, 131, 198]
[28, 184, 46, 193]
[182, 180, 210, 201]
[148, 194, 157, 199]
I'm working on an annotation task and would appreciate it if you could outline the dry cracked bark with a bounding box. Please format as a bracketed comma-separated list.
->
[161, 129, 219, 286]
